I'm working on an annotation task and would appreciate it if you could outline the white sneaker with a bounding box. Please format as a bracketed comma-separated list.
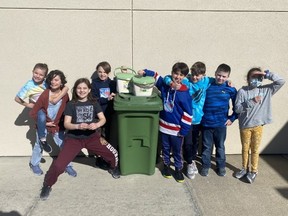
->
[191, 160, 198, 174]
[186, 163, 196, 179]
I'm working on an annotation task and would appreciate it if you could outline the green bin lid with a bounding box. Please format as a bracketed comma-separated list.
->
[115, 73, 134, 80]
[132, 76, 155, 85]
[114, 92, 163, 111]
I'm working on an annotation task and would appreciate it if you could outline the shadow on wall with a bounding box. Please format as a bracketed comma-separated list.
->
[14, 107, 36, 150]
[261, 121, 288, 154]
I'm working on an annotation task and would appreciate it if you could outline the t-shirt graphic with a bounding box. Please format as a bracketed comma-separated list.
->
[99, 88, 110, 98]
[76, 105, 94, 123]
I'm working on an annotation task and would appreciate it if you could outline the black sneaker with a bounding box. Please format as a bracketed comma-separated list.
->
[39, 140, 52, 153]
[40, 185, 51, 200]
[162, 165, 172, 179]
[174, 168, 185, 183]
[108, 167, 121, 179]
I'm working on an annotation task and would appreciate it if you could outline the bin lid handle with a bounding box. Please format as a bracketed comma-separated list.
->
[114, 66, 136, 76]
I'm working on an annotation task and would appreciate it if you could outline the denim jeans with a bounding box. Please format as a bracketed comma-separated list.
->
[30, 130, 72, 168]
[37, 109, 46, 140]
[201, 126, 227, 169]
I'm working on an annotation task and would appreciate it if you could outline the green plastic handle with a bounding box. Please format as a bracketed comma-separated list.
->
[114, 66, 136, 76]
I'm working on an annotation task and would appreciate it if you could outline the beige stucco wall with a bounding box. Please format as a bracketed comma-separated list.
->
[1, 0, 287, 156]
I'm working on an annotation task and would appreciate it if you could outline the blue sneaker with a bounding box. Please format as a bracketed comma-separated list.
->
[29, 163, 43, 176]
[65, 166, 77, 177]
[216, 168, 226, 177]
[200, 168, 209, 177]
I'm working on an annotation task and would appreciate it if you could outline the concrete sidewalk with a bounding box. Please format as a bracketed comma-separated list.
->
[0, 155, 287, 216]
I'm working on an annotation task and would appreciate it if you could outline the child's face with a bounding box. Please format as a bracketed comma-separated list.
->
[76, 82, 91, 100]
[50, 75, 62, 90]
[249, 71, 264, 82]
[32, 68, 46, 84]
[171, 71, 185, 84]
[97, 66, 109, 81]
[215, 71, 229, 85]
[191, 73, 204, 83]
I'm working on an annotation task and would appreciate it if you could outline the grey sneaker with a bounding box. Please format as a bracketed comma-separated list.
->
[235, 168, 247, 179]
[40, 185, 51, 200]
[217, 168, 226, 177]
[246, 172, 257, 183]
[186, 163, 196, 179]
[29, 163, 43, 176]
[65, 166, 77, 177]
[191, 160, 198, 174]
[200, 168, 209, 177]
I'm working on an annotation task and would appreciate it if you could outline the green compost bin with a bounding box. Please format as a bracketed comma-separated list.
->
[113, 92, 163, 175]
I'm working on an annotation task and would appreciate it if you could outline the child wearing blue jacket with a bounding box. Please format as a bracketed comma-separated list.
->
[138, 62, 192, 183]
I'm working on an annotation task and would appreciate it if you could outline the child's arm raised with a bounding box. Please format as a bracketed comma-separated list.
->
[50, 86, 69, 104]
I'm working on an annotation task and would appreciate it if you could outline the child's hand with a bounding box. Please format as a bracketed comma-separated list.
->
[137, 70, 145, 76]
[253, 96, 262, 103]
[100, 137, 108, 145]
[86, 123, 99, 130]
[78, 123, 89, 130]
[170, 82, 181, 90]
[46, 122, 56, 127]
[108, 93, 116, 101]
[177, 132, 184, 138]
[227, 80, 234, 87]
[225, 119, 233, 126]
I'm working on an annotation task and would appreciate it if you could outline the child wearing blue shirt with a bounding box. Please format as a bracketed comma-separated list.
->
[138, 62, 192, 183]
[200, 63, 238, 177]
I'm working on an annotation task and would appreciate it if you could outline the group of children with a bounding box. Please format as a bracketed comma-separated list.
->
[15, 61, 285, 200]
[15, 62, 120, 200]
[137, 62, 285, 183]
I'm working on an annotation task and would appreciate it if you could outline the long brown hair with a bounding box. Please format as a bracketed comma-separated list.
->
[71, 78, 96, 103]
